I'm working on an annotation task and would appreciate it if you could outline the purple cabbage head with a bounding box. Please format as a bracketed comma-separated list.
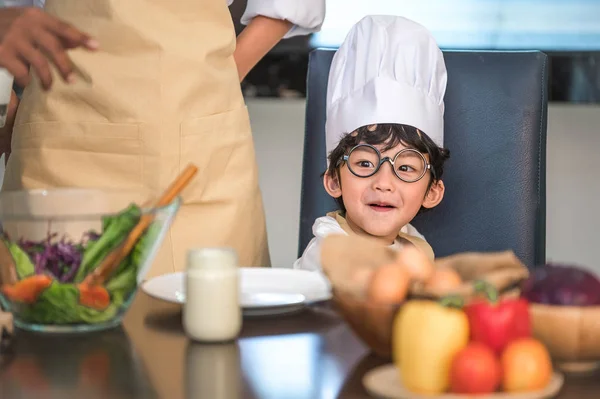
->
[521, 263, 600, 306]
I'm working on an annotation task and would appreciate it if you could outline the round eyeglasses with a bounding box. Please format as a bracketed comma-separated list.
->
[341, 144, 432, 183]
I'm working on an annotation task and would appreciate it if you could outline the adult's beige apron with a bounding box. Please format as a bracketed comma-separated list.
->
[2, 0, 271, 277]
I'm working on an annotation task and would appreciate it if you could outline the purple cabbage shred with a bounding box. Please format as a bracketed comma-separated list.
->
[17, 230, 99, 283]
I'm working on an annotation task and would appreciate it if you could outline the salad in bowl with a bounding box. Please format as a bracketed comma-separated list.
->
[0, 165, 196, 333]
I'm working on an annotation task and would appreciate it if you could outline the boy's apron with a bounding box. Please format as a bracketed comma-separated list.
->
[328, 211, 435, 261]
[1, 0, 271, 277]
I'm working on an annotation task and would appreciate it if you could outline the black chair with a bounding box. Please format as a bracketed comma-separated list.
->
[299, 49, 548, 268]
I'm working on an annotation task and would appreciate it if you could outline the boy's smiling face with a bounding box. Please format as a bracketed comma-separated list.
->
[324, 140, 445, 245]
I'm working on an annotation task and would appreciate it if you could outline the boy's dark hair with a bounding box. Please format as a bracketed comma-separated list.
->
[326, 123, 450, 214]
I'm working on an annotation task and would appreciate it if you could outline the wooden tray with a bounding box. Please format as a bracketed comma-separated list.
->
[363, 364, 564, 399]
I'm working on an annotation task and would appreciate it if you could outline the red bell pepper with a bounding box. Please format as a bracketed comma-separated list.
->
[464, 280, 531, 355]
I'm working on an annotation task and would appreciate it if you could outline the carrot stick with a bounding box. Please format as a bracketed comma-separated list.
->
[1, 274, 53, 303]
[78, 283, 110, 310]
[83, 163, 198, 286]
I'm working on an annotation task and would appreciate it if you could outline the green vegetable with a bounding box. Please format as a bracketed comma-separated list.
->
[106, 223, 160, 293]
[79, 292, 123, 324]
[16, 283, 80, 324]
[105, 260, 137, 297]
[16, 282, 124, 324]
[74, 204, 141, 283]
[4, 238, 35, 279]
[3, 202, 158, 326]
[131, 222, 160, 269]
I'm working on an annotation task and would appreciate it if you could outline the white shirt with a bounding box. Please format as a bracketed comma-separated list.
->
[1, 0, 326, 39]
[293, 215, 427, 272]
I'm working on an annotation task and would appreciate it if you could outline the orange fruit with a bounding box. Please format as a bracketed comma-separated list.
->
[424, 267, 462, 294]
[395, 246, 434, 282]
[367, 263, 410, 304]
[450, 342, 502, 394]
[501, 338, 553, 392]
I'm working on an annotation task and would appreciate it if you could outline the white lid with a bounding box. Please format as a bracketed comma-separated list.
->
[186, 247, 238, 270]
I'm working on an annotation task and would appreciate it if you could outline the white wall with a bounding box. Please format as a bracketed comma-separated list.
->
[545, 105, 600, 271]
[248, 99, 600, 273]
[248, 100, 307, 269]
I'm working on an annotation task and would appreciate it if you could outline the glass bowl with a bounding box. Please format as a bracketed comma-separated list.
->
[0, 188, 181, 333]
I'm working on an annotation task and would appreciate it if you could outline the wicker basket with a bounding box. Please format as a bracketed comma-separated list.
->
[321, 234, 530, 358]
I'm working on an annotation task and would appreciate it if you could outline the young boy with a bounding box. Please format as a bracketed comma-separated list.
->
[294, 15, 450, 272]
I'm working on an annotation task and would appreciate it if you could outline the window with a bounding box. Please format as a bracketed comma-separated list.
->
[311, 0, 600, 51]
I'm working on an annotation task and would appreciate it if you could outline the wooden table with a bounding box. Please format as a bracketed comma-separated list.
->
[1, 292, 600, 398]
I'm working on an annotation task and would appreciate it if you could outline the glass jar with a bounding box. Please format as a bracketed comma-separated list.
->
[183, 248, 241, 342]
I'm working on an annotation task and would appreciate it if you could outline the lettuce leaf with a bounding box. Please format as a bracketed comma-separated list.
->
[4, 239, 35, 279]
[75, 204, 141, 283]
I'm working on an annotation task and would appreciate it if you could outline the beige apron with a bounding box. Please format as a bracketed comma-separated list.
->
[328, 211, 435, 261]
[3, 0, 271, 277]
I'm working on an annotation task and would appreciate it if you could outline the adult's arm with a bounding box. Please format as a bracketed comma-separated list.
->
[232, 0, 326, 81]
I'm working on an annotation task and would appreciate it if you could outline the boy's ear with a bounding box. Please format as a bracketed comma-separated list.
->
[422, 180, 445, 209]
[323, 171, 342, 198]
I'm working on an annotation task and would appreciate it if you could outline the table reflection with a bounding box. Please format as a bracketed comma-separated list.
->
[0, 295, 372, 399]
[0, 327, 158, 399]
[336, 353, 388, 398]
[185, 340, 242, 399]
[239, 332, 349, 399]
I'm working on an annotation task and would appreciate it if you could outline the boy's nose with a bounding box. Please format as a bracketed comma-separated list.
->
[372, 162, 396, 192]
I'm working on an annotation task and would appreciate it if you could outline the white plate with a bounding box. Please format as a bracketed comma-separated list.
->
[241, 293, 307, 317]
[141, 267, 332, 316]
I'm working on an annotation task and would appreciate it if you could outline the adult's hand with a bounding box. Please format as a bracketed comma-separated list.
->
[0, 7, 98, 90]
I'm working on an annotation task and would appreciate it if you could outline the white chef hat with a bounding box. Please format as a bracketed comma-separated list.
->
[325, 15, 447, 159]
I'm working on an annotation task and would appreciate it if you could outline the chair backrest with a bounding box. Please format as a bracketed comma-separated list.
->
[299, 49, 548, 268]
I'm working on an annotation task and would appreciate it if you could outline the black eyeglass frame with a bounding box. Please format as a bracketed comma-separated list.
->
[340, 144, 433, 183]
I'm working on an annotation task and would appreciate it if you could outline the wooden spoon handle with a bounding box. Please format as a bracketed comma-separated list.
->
[155, 164, 198, 207]
[83, 164, 198, 286]
[119, 163, 198, 255]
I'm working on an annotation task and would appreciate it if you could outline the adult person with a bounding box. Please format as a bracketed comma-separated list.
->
[0, 0, 326, 277]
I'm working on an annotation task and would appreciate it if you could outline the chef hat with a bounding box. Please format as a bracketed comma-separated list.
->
[325, 15, 447, 159]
